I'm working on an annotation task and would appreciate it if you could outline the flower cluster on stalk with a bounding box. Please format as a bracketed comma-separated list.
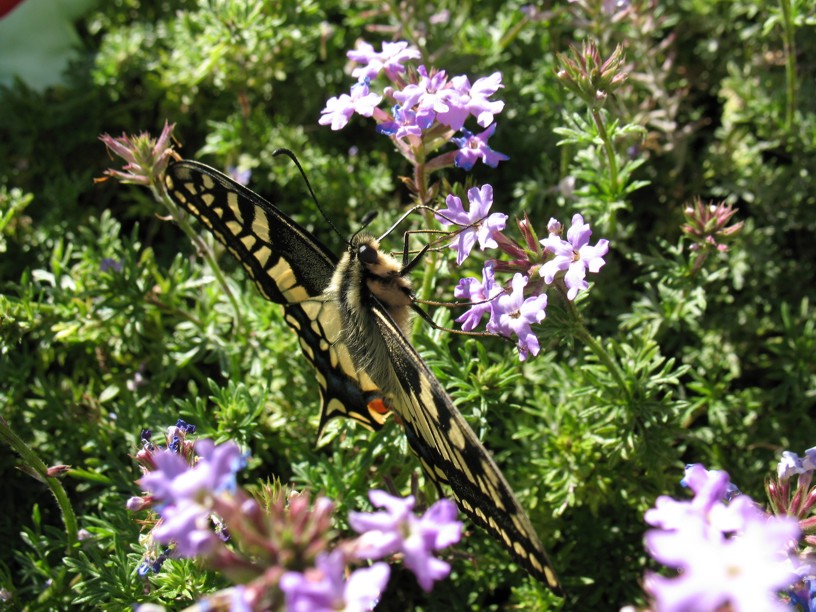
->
[639, 463, 804, 612]
[435, 185, 609, 360]
[99, 121, 175, 191]
[319, 40, 610, 361]
[768, 447, 816, 611]
[320, 40, 508, 198]
[128, 421, 463, 611]
[681, 197, 745, 274]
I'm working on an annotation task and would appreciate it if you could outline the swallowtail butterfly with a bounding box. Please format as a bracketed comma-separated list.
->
[164, 159, 563, 594]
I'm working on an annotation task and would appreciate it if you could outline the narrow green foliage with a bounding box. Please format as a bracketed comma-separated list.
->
[1, 0, 815, 609]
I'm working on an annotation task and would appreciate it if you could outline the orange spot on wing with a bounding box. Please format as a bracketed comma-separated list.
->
[368, 398, 390, 415]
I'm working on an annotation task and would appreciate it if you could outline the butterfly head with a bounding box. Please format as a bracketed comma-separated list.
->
[347, 233, 413, 333]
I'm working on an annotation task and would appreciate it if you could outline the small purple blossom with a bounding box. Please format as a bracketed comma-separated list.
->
[347, 40, 421, 80]
[393, 66, 452, 128]
[435, 184, 507, 265]
[348, 490, 462, 592]
[805, 448, 816, 471]
[680, 463, 741, 504]
[319, 79, 383, 131]
[376, 104, 423, 139]
[540, 213, 609, 300]
[645, 514, 799, 612]
[127, 496, 149, 512]
[436, 72, 505, 131]
[138, 447, 190, 502]
[229, 586, 252, 612]
[454, 263, 500, 331]
[100, 257, 123, 273]
[643, 464, 800, 612]
[228, 166, 252, 186]
[152, 499, 220, 557]
[486, 274, 547, 361]
[280, 550, 390, 612]
[136, 440, 244, 558]
[451, 124, 509, 170]
[779, 449, 816, 481]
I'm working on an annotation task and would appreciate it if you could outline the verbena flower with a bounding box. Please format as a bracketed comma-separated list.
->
[280, 550, 390, 612]
[434, 183, 609, 360]
[348, 490, 462, 592]
[681, 197, 745, 253]
[100, 257, 123, 273]
[435, 184, 507, 265]
[437, 72, 505, 130]
[767, 446, 816, 553]
[376, 104, 423, 139]
[555, 42, 628, 108]
[454, 263, 500, 331]
[228, 166, 252, 186]
[642, 464, 800, 612]
[486, 273, 547, 361]
[393, 66, 454, 127]
[778, 451, 806, 481]
[322, 40, 508, 180]
[347, 40, 420, 80]
[319, 79, 382, 131]
[540, 213, 609, 300]
[138, 439, 244, 557]
[452, 124, 509, 170]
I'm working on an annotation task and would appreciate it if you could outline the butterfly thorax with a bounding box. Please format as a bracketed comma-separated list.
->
[327, 233, 414, 397]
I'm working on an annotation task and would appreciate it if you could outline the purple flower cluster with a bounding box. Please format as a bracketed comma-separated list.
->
[346, 490, 463, 592]
[128, 422, 464, 610]
[280, 550, 390, 612]
[137, 437, 244, 557]
[767, 447, 816, 611]
[278, 490, 462, 608]
[99, 120, 175, 188]
[642, 464, 800, 612]
[436, 185, 609, 360]
[319, 40, 508, 175]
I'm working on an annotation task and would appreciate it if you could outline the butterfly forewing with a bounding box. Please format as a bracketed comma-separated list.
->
[165, 161, 389, 432]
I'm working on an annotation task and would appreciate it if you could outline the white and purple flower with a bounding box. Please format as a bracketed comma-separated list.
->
[435, 184, 507, 265]
[280, 550, 390, 612]
[348, 490, 463, 592]
[540, 213, 609, 300]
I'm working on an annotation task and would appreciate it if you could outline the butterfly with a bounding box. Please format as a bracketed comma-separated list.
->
[164, 158, 563, 594]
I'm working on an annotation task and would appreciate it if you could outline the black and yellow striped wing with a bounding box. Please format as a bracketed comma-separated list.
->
[368, 306, 561, 592]
[165, 160, 390, 434]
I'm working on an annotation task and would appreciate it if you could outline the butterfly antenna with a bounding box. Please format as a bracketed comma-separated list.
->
[273, 148, 379, 247]
[272, 148, 347, 242]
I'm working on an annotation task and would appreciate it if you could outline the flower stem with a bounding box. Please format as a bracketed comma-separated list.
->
[412, 156, 441, 336]
[568, 301, 630, 399]
[591, 108, 619, 233]
[0, 416, 79, 553]
[152, 181, 244, 332]
[779, 0, 798, 133]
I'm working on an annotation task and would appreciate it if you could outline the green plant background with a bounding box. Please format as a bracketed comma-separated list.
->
[1, 0, 815, 609]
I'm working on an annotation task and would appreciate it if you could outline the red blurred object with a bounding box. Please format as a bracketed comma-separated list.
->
[0, 0, 25, 18]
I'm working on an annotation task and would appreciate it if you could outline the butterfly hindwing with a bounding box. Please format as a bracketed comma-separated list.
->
[165, 161, 389, 432]
[370, 308, 562, 593]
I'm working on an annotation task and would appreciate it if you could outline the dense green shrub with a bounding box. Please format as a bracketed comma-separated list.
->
[1, 0, 814, 609]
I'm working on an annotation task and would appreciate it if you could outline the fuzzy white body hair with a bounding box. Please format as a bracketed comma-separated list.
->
[326, 233, 413, 397]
